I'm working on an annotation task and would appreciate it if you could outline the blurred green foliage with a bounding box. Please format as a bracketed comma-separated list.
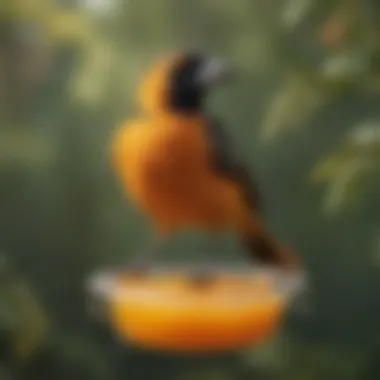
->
[0, 0, 380, 379]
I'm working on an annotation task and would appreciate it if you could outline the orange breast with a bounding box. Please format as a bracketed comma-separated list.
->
[111, 117, 246, 232]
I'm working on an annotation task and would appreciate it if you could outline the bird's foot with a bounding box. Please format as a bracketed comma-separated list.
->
[187, 266, 216, 288]
[123, 258, 152, 278]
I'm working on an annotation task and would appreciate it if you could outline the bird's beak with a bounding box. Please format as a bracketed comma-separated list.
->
[196, 58, 234, 86]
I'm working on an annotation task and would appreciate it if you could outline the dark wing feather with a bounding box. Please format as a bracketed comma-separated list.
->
[204, 116, 261, 212]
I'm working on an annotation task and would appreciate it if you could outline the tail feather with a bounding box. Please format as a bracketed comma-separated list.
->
[241, 221, 300, 269]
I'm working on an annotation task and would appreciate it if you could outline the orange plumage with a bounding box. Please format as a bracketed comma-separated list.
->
[111, 53, 299, 269]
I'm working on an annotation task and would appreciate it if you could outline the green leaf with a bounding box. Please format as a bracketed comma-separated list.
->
[260, 74, 327, 142]
[311, 118, 380, 212]
[281, 0, 315, 30]
[320, 157, 374, 214]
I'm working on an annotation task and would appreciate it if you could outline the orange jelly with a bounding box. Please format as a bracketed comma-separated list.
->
[106, 272, 287, 352]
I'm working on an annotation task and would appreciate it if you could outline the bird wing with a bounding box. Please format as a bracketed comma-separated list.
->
[204, 115, 261, 212]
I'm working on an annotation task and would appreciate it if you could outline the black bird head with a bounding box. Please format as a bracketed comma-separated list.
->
[138, 52, 233, 115]
[168, 53, 233, 113]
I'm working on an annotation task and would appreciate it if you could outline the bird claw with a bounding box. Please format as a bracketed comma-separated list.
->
[187, 267, 216, 288]
[124, 260, 152, 278]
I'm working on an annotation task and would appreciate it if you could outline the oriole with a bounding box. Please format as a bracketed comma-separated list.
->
[111, 52, 300, 270]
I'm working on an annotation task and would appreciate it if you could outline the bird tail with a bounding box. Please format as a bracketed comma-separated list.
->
[240, 218, 300, 269]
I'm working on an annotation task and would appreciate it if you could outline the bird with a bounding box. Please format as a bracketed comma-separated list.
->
[111, 52, 300, 271]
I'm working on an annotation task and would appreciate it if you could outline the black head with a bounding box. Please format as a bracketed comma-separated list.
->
[168, 53, 233, 114]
